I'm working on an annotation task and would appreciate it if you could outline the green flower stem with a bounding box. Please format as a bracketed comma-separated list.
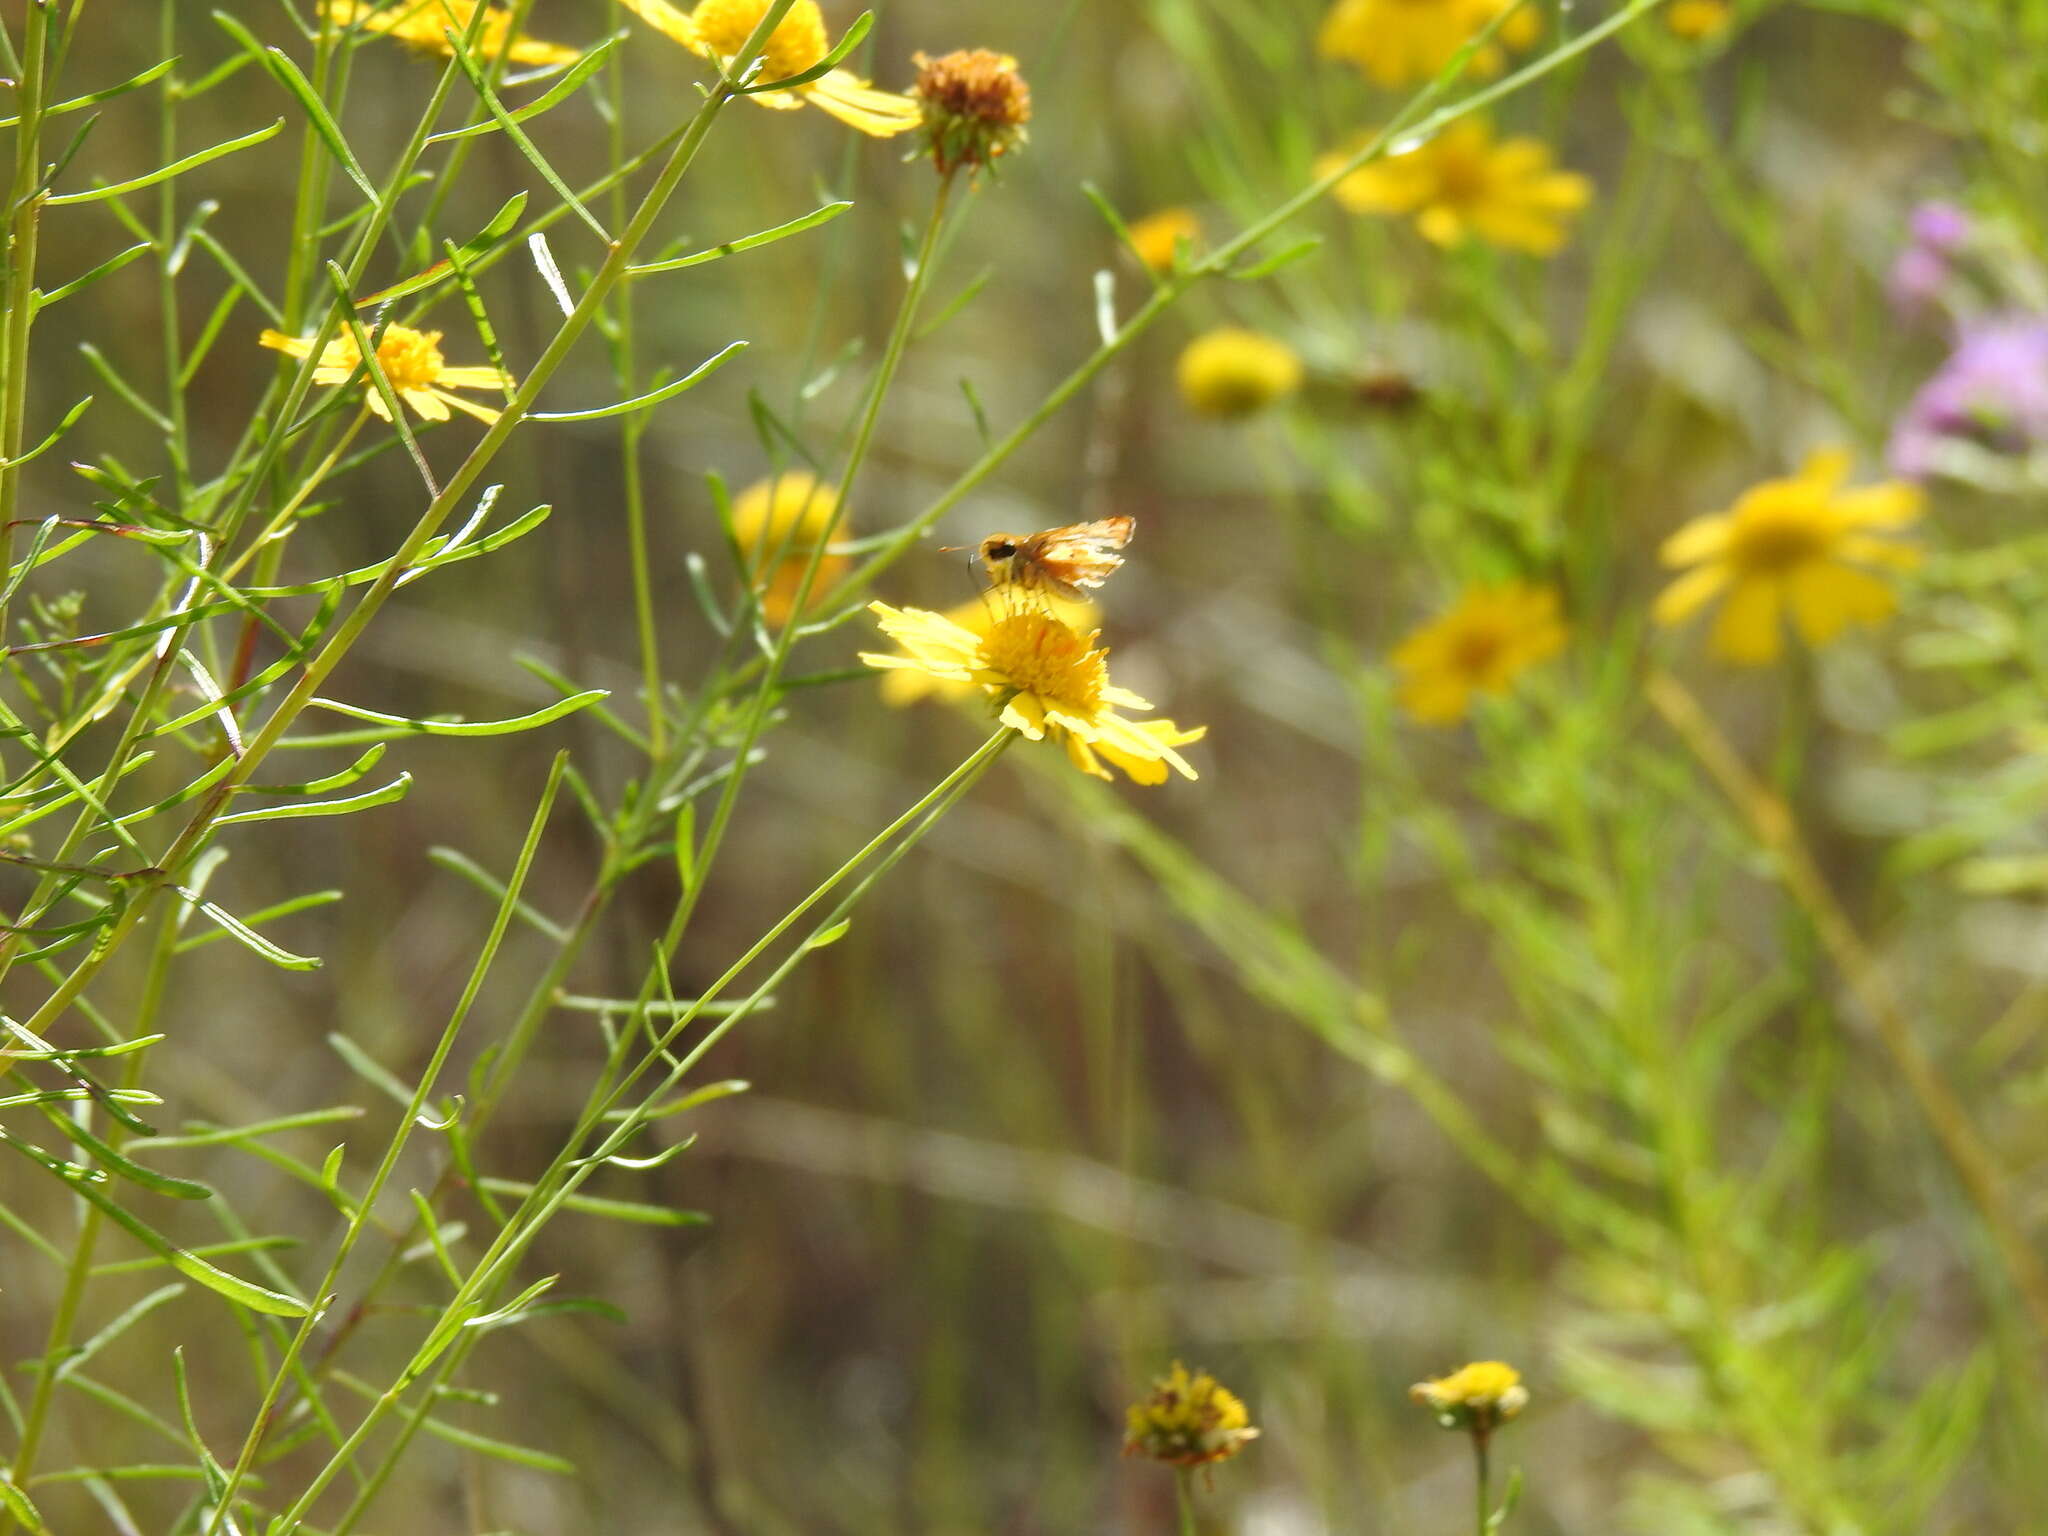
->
[1175, 1468, 1197, 1536]
[0, 0, 51, 541]
[1473, 1430, 1491, 1536]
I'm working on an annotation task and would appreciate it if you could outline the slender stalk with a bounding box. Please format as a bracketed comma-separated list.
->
[1473, 1431, 1491, 1535]
[0, 0, 51, 537]
[1175, 1469, 1197, 1536]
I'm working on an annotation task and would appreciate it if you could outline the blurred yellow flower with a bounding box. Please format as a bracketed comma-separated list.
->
[320, 0, 580, 66]
[1411, 1361, 1529, 1433]
[1128, 208, 1201, 273]
[730, 471, 848, 625]
[912, 48, 1030, 176]
[1123, 1362, 1260, 1469]
[1176, 328, 1304, 418]
[1654, 450, 1923, 665]
[861, 602, 1204, 784]
[1392, 581, 1566, 725]
[614, 0, 918, 135]
[1665, 0, 1732, 37]
[878, 594, 1096, 706]
[1321, 120, 1592, 256]
[259, 323, 512, 424]
[1317, 0, 1539, 87]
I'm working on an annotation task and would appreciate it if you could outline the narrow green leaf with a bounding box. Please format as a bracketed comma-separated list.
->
[477, 1179, 710, 1227]
[174, 892, 321, 970]
[531, 340, 746, 423]
[742, 9, 871, 91]
[37, 1108, 212, 1200]
[443, 36, 608, 240]
[625, 201, 852, 276]
[326, 1032, 413, 1108]
[35, 243, 150, 310]
[1228, 236, 1323, 280]
[214, 772, 411, 825]
[425, 37, 622, 143]
[355, 191, 529, 306]
[0, 56, 178, 129]
[304, 689, 607, 737]
[806, 918, 851, 950]
[47, 119, 284, 206]
[131, 1107, 363, 1151]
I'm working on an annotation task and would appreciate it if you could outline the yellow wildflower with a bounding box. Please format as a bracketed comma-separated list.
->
[1317, 0, 1539, 88]
[912, 49, 1030, 177]
[613, 0, 919, 136]
[730, 471, 848, 625]
[878, 594, 1096, 706]
[1320, 119, 1593, 256]
[1128, 208, 1201, 273]
[860, 602, 1204, 785]
[1654, 450, 1923, 665]
[1123, 1362, 1260, 1469]
[1410, 1361, 1529, 1435]
[1392, 581, 1566, 725]
[320, 0, 580, 66]
[259, 323, 512, 424]
[1665, 0, 1732, 37]
[1176, 328, 1304, 418]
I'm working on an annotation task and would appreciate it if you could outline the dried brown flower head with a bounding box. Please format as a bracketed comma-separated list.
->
[912, 48, 1031, 176]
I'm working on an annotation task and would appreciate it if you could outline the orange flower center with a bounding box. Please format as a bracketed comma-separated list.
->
[373, 325, 446, 391]
[978, 613, 1105, 714]
[691, 0, 828, 78]
[1449, 620, 1510, 678]
[1726, 499, 1833, 575]
[1430, 144, 1493, 207]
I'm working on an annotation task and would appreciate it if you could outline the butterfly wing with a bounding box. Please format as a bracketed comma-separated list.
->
[1022, 517, 1136, 598]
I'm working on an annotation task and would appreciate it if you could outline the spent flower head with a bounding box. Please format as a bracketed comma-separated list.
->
[259, 323, 512, 424]
[1411, 1361, 1529, 1437]
[615, 0, 919, 135]
[861, 603, 1204, 785]
[1320, 119, 1592, 256]
[1654, 449, 1923, 665]
[1177, 328, 1304, 418]
[321, 0, 581, 66]
[1392, 581, 1567, 725]
[1123, 1362, 1260, 1470]
[912, 49, 1031, 177]
[1317, 0, 1538, 87]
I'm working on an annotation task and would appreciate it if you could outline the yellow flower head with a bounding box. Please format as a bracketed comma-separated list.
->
[912, 49, 1031, 177]
[259, 323, 512, 424]
[1176, 328, 1304, 418]
[1654, 450, 1923, 666]
[1392, 581, 1565, 725]
[1128, 208, 1201, 273]
[1317, 0, 1539, 88]
[1123, 1362, 1261, 1469]
[861, 603, 1204, 785]
[613, 0, 919, 136]
[730, 471, 849, 625]
[1664, 0, 1732, 38]
[321, 0, 581, 66]
[1320, 119, 1592, 256]
[878, 593, 1097, 707]
[1411, 1361, 1529, 1434]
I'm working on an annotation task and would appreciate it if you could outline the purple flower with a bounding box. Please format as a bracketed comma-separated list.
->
[1909, 201, 1971, 254]
[1889, 314, 2048, 479]
[1888, 201, 1974, 319]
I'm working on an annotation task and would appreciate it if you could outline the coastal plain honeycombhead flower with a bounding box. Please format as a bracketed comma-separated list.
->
[861, 602, 1204, 784]
[1176, 328, 1304, 418]
[877, 594, 1096, 706]
[1654, 450, 1923, 665]
[1320, 119, 1592, 256]
[320, 0, 581, 65]
[1663, 0, 1733, 38]
[1124, 1362, 1260, 1470]
[1392, 581, 1566, 725]
[1128, 207, 1201, 273]
[614, 0, 918, 135]
[730, 471, 848, 625]
[912, 48, 1030, 177]
[1317, 0, 1538, 87]
[259, 323, 513, 423]
[1411, 1361, 1529, 1435]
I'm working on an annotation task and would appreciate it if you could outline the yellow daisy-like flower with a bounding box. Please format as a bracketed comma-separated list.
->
[1128, 207, 1201, 273]
[878, 594, 1097, 707]
[1123, 1362, 1261, 1469]
[1176, 328, 1304, 418]
[860, 602, 1205, 785]
[1664, 0, 1733, 38]
[1317, 0, 1540, 88]
[1411, 1361, 1529, 1434]
[1319, 119, 1593, 256]
[730, 471, 849, 625]
[613, 0, 919, 136]
[319, 0, 580, 66]
[1654, 450, 1923, 666]
[259, 323, 512, 424]
[1392, 581, 1566, 725]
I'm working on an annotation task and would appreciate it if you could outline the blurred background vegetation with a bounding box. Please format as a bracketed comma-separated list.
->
[7, 0, 2048, 1530]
